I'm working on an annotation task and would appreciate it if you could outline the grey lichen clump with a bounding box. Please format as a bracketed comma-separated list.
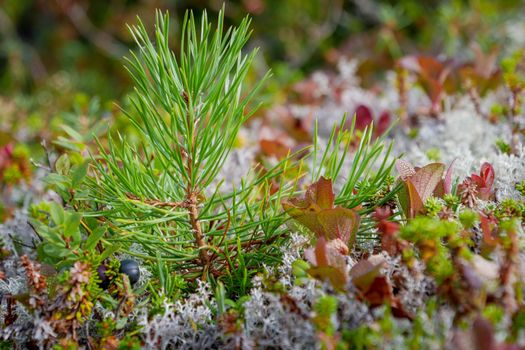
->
[139, 282, 221, 349]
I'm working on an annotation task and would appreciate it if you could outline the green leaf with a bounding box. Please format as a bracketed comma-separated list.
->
[55, 154, 71, 175]
[397, 179, 410, 218]
[71, 161, 89, 188]
[42, 243, 68, 258]
[37, 226, 65, 245]
[99, 243, 120, 262]
[60, 124, 84, 142]
[49, 202, 65, 225]
[84, 225, 106, 250]
[116, 317, 128, 330]
[44, 174, 69, 186]
[63, 212, 82, 240]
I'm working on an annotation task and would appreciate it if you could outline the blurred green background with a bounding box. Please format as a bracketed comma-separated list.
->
[2, 0, 524, 99]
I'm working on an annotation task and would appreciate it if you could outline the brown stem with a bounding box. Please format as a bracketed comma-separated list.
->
[127, 191, 209, 269]
[467, 82, 485, 119]
[187, 192, 209, 268]
[509, 87, 523, 153]
[180, 89, 211, 273]
[396, 67, 409, 128]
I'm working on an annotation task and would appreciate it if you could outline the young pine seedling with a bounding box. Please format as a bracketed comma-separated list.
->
[74, 9, 396, 289]
[83, 9, 296, 283]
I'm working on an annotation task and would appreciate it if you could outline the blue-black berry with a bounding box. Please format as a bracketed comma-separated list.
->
[119, 259, 140, 285]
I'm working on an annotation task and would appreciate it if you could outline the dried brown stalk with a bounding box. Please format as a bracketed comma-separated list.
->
[509, 87, 523, 153]
[396, 67, 409, 128]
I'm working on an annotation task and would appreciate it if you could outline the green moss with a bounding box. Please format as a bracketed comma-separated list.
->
[426, 147, 441, 161]
[459, 209, 478, 228]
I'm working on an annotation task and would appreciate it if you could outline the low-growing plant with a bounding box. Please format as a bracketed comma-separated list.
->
[74, 10, 295, 288]
[457, 162, 495, 207]
[53, 8, 398, 295]
[395, 160, 454, 218]
[30, 201, 115, 269]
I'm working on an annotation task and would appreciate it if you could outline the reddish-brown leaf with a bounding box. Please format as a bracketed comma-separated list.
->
[260, 139, 291, 159]
[317, 207, 360, 245]
[308, 266, 348, 292]
[398, 55, 452, 113]
[307, 237, 349, 291]
[305, 176, 335, 210]
[479, 213, 499, 249]
[409, 163, 445, 202]
[406, 179, 424, 218]
[473, 316, 496, 350]
[350, 258, 385, 292]
[283, 177, 360, 242]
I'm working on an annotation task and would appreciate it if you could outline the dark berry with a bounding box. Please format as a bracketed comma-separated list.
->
[97, 263, 110, 289]
[119, 259, 140, 285]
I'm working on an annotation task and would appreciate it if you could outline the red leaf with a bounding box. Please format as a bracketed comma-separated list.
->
[373, 208, 402, 255]
[354, 105, 373, 130]
[480, 162, 495, 189]
[461, 162, 495, 201]
[375, 111, 391, 136]
[398, 55, 452, 113]
[479, 213, 499, 248]
[473, 316, 496, 350]
[0, 144, 14, 170]
[409, 163, 445, 202]
[432, 160, 454, 197]
[373, 207, 391, 221]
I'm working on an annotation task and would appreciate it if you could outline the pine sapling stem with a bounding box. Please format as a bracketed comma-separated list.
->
[186, 191, 209, 267]
[181, 89, 210, 270]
